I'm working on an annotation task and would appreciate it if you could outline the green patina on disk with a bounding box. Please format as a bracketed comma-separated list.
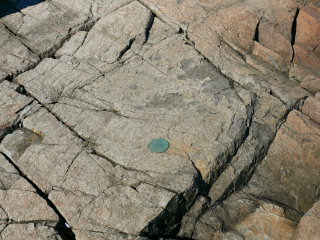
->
[148, 138, 169, 153]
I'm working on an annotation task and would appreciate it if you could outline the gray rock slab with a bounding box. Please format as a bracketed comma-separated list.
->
[10, 2, 255, 236]
[0, 23, 39, 79]
[0, 153, 61, 240]
[0, 1, 88, 56]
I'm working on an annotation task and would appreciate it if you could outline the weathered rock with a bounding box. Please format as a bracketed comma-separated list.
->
[11, 9, 263, 235]
[294, 200, 320, 240]
[75, 229, 137, 240]
[253, 5, 296, 71]
[180, 105, 320, 240]
[178, 91, 289, 239]
[300, 75, 320, 93]
[233, 200, 297, 240]
[74, 1, 154, 69]
[0, 153, 61, 240]
[198, 5, 260, 54]
[1, 0, 320, 239]
[177, 196, 210, 237]
[16, 12, 253, 187]
[248, 0, 298, 41]
[0, 23, 39, 80]
[295, 5, 320, 50]
[245, 110, 320, 213]
[293, 5, 320, 72]
[207, 92, 287, 201]
[0, 106, 177, 236]
[140, 0, 239, 30]
[54, 31, 88, 58]
[191, 193, 297, 240]
[0, 1, 88, 56]
[1, 223, 62, 240]
[0, 81, 33, 139]
[188, 4, 308, 105]
[252, 41, 291, 72]
[258, 19, 293, 63]
[52, 0, 133, 18]
[302, 96, 320, 123]
[294, 44, 320, 73]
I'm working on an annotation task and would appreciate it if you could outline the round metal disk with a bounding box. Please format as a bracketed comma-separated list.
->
[148, 138, 169, 153]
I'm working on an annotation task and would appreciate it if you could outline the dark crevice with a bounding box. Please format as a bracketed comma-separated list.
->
[211, 143, 268, 209]
[0, 121, 21, 144]
[4, 75, 14, 82]
[117, 37, 136, 61]
[254, 19, 261, 42]
[132, 28, 257, 236]
[175, 97, 304, 238]
[177, 28, 184, 34]
[144, 13, 155, 44]
[291, 8, 300, 46]
[0, 152, 76, 240]
[141, 92, 255, 238]
[210, 96, 305, 210]
[15, 84, 28, 95]
[136, 0, 181, 32]
[209, 95, 256, 187]
[140, 173, 206, 237]
[291, 8, 300, 62]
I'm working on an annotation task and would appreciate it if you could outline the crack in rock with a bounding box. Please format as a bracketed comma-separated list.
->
[1, 1, 319, 240]
[0, 152, 76, 240]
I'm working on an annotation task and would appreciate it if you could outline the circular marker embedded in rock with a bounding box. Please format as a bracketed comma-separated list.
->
[148, 138, 169, 153]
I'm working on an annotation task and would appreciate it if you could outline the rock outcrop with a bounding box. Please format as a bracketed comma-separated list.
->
[0, 0, 319, 239]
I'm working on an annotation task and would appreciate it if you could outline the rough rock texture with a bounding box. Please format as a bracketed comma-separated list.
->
[0, 152, 62, 240]
[294, 200, 320, 240]
[0, 0, 319, 239]
[294, 5, 320, 73]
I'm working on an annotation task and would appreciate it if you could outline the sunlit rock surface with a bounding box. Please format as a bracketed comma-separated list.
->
[0, 0, 319, 239]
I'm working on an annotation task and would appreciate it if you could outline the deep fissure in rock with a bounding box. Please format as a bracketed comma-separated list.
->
[291, 8, 300, 46]
[291, 8, 300, 62]
[254, 19, 261, 42]
[211, 96, 305, 209]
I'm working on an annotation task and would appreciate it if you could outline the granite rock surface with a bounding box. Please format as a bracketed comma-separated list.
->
[0, 0, 319, 239]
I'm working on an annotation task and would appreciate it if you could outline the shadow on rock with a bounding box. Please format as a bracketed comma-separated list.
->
[0, 0, 44, 18]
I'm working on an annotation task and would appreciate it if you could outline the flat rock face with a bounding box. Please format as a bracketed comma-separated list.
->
[0, 0, 319, 239]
